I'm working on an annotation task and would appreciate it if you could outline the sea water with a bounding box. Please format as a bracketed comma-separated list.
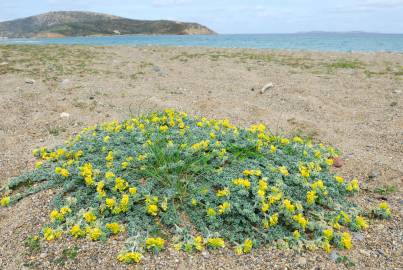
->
[1, 33, 403, 52]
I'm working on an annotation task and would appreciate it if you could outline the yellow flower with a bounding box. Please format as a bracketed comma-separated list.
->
[70, 224, 85, 238]
[105, 198, 116, 209]
[191, 140, 210, 151]
[106, 223, 124, 234]
[55, 167, 69, 178]
[341, 232, 352, 249]
[261, 202, 270, 213]
[103, 136, 110, 143]
[86, 227, 102, 241]
[293, 230, 301, 239]
[118, 194, 130, 213]
[117, 252, 142, 264]
[280, 138, 289, 145]
[218, 201, 231, 215]
[129, 187, 137, 195]
[121, 161, 129, 169]
[258, 179, 268, 191]
[243, 239, 253, 253]
[105, 151, 113, 162]
[114, 177, 128, 192]
[191, 198, 198, 206]
[96, 181, 106, 197]
[207, 238, 225, 248]
[278, 166, 289, 176]
[306, 190, 317, 205]
[355, 216, 368, 230]
[146, 237, 165, 251]
[207, 208, 217, 217]
[60, 206, 71, 215]
[35, 161, 43, 169]
[335, 176, 344, 184]
[159, 125, 169, 132]
[0, 196, 10, 207]
[379, 202, 391, 216]
[194, 236, 204, 251]
[293, 213, 308, 229]
[234, 246, 243, 255]
[299, 165, 310, 178]
[293, 136, 304, 144]
[270, 145, 277, 153]
[43, 227, 62, 241]
[147, 204, 158, 216]
[84, 212, 97, 223]
[311, 180, 325, 190]
[326, 159, 334, 166]
[232, 178, 251, 189]
[105, 171, 115, 179]
[269, 213, 279, 226]
[257, 189, 266, 199]
[50, 209, 64, 222]
[243, 169, 262, 177]
[137, 154, 148, 161]
[283, 199, 295, 212]
[350, 179, 360, 191]
[216, 188, 230, 197]
[323, 228, 333, 241]
[323, 241, 332, 253]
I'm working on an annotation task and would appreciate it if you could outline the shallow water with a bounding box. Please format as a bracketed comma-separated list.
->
[1, 33, 403, 52]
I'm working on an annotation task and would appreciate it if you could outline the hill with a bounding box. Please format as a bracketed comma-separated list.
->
[0, 11, 215, 38]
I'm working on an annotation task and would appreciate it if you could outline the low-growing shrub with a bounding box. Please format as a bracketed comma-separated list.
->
[0, 109, 373, 263]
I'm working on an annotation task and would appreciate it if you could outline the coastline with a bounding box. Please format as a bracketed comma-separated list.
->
[0, 45, 402, 269]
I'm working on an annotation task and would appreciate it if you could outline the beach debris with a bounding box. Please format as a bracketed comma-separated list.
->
[260, 82, 273, 94]
[25, 79, 35, 84]
[60, 79, 70, 85]
[332, 157, 344, 168]
[392, 89, 401, 94]
[60, 112, 70, 119]
[0, 62, 8, 66]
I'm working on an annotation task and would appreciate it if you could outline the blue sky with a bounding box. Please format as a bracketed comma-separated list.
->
[1, 0, 402, 33]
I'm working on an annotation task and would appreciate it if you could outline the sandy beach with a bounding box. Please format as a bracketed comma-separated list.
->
[0, 45, 402, 269]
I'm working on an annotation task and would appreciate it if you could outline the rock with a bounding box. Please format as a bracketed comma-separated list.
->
[359, 249, 371, 256]
[332, 157, 344, 168]
[39, 253, 47, 259]
[260, 82, 273, 94]
[368, 170, 380, 180]
[297, 257, 307, 266]
[25, 79, 35, 84]
[201, 250, 210, 258]
[60, 112, 70, 118]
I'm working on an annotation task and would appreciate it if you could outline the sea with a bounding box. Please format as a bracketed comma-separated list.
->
[1, 33, 403, 52]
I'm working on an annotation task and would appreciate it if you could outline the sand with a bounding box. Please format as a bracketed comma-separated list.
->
[0, 45, 402, 269]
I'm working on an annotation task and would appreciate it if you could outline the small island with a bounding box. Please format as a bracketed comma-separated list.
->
[0, 11, 216, 38]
